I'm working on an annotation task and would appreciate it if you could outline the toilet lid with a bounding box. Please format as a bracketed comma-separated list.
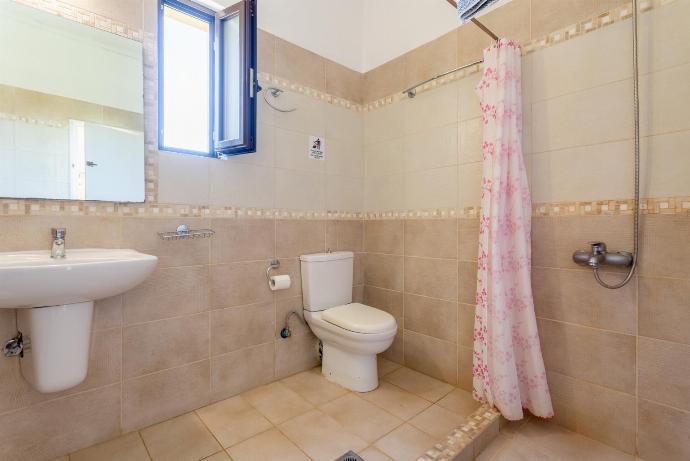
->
[321, 303, 397, 334]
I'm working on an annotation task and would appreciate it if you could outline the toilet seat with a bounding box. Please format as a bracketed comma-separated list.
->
[321, 303, 396, 334]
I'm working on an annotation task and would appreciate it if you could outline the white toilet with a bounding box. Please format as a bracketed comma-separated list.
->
[300, 251, 397, 392]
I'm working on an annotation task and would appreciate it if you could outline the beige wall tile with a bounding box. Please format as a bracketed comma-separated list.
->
[211, 303, 275, 356]
[210, 219, 275, 264]
[404, 293, 457, 343]
[363, 285, 403, 318]
[539, 319, 636, 394]
[364, 173, 405, 211]
[458, 73, 483, 122]
[257, 29, 275, 74]
[638, 337, 690, 411]
[639, 215, 690, 279]
[274, 38, 325, 91]
[457, 346, 473, 392]
[274, 168, 326, 211]
[457, 304, 475, 348]
[123, 360, 210, 431]
[274, 332, 320, 379]
[326, 175, 364, 212]
[639, 276, 690, 345]
[325, 60, 363, 103]
[404, 219, 457, 259]
[547, 371, 636, 454]
[0, 384, 120, 461]
[363, 56, 406, 103]
[123, 313, 208, 379]
[404, 330, 458, 385]
[458, 117, 483, 164]
[638, 398, 690, 461]
[383, 322, 405, 364]
[364, 219, 404, 254]
[3, 216, 121, 252]
[639, 0, 690, 74]
[326, 220, 363, 252]
[458, 261, 477, 305]
[123, 265, 209, 324]
[157, 153, 210, 205]
[275, 220, 325, 258]
[532, 267, 636, 334]
[208, 161, 275, 210]
[641, 131, 690, 199]
[458, 218, 479, 262]
[405, 123, 458, 173]
[67, 0, 142, 30]
[211, 343, 274, 401]
[530, 140, 634, 203]
[405, 257, 458, 301]
[531, 0, 598, 39]
[458, 162, 482, 209]
[640, 63, 690, 137]
[530, 18, 631, 102]
[364, 138, 404, 177]
[532, 79, 633, 153]
[403, 30, 458, 90]
[364, 253, 404, 291]
[93, 295, 123, 330]
[210, 260, 273, 309]
[404, 83, 458, 135]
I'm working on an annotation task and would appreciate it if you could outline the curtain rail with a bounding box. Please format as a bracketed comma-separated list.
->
[403, 1, 500, 98]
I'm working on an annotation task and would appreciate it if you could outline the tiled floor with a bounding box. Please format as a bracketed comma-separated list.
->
[479, 417, 641, 461]
[60, 358, 482, 461]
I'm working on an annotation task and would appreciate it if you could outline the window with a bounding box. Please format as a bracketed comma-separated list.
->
[158, 0, 258, 157]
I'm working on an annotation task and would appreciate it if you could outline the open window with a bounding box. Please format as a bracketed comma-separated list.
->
[158, 0, 258, 157]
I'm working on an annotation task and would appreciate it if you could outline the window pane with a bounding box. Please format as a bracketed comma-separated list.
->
[162, 6, 210, 153]
[221, 13, 241, 142]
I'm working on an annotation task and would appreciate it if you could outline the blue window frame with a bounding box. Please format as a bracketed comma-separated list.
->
[158, 0, 258, 158]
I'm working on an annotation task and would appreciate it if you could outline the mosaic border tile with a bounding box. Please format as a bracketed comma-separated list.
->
[5, 197, 689, 219]
[11, 0, 143, 42]
[417, 405, 501, 461]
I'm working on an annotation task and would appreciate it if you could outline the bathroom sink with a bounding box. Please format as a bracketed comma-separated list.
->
[0, 249, 157, 308]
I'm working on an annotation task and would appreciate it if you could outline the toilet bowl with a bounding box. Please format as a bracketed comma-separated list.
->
[300, 252, 397, 392]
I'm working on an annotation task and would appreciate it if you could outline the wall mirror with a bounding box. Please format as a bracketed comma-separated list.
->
[0, 0, 145, 202]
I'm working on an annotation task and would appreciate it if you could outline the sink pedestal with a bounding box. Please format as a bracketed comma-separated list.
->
[17, 302, 94, 393]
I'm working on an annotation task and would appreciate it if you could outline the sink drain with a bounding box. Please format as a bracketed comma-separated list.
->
[334, 451, 364, 461]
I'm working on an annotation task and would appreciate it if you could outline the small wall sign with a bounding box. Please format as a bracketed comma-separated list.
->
[308, 135, 325, 160]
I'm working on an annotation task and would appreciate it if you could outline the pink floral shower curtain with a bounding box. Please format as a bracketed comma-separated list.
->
[472, 39, 553, 420]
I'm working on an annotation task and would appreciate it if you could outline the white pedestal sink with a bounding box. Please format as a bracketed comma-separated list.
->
[0, 249, 157, 393]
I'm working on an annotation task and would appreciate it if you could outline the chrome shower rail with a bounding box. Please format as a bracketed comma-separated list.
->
[404, 1, 499, 98]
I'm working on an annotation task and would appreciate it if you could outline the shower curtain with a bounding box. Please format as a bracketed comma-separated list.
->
[472, 39, 553, 420]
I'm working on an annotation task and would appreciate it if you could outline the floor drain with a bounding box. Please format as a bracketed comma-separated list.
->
[334, 451, 365, 461]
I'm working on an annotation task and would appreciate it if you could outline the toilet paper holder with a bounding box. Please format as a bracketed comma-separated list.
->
[266, 260, 280, 284]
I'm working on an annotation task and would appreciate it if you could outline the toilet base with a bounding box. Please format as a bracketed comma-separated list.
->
[321, 342, 378, 392]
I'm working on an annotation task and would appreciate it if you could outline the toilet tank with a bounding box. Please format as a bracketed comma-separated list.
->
[300, 251, 353, 311]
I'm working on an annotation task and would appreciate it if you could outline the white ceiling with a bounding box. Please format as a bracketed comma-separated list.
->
[202, 0, 509, 73]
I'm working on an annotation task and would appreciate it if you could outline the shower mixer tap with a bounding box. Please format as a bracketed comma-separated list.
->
[572, 242, 633, 269]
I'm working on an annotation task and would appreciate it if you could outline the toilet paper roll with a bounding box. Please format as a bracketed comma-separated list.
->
[269, 274, 291, 291]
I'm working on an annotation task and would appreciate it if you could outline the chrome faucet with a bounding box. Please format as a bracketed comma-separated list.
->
[51, 228, 66, 259]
